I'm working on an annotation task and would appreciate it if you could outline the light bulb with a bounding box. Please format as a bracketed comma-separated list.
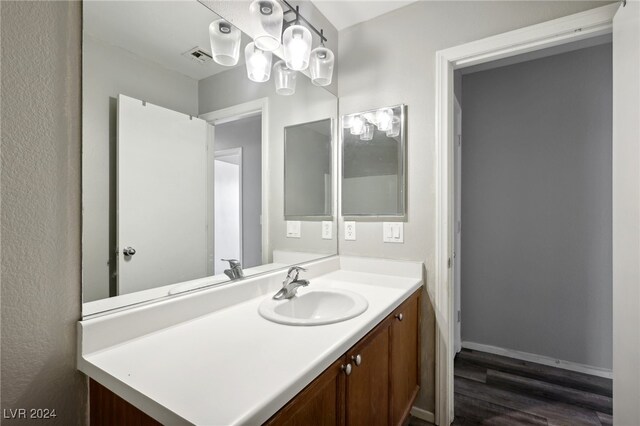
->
[289, 34, 306, 70]
[342, 115, 354, 129]
[376, 108, 394, 131]
[283, 25, 311, 71]
[245, 42, 272, 83]
[350, 116, 365, 135]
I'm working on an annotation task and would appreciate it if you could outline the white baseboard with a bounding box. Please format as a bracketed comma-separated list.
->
[410, 406, 435, 423]
[461, 341, 613, 379]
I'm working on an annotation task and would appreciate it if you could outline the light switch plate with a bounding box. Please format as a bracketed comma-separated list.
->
[344, 221, 356, 241]
[286, 221, 301, 238]
[383, 222, 404, 243]
[322, 221, 332, 239]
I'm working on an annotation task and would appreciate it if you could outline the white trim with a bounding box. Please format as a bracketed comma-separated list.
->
[410, 407, 435, 424]
[214, 148, 244, 267]
[461, 341, 613, 380]
[200, 98, 270, 265]
[434, 4, 618, 425]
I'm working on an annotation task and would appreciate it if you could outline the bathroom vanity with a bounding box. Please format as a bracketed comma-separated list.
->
[78, 256, 423, 425]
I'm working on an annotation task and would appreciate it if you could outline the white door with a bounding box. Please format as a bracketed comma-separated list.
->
[214, 149, 242, 275]
[117, 95, 208, 295]
[454, 98, 462, 355]
[612, 2, 640, 424]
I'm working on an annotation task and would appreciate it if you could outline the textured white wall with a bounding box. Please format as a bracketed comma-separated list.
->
[337, 0, 610, 412]
[1, 1, 87, 424]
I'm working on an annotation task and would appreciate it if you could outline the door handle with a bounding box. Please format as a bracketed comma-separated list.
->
[123, 247, 136, 257]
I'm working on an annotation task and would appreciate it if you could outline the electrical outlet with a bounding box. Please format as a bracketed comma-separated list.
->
[322, 221, 332, 239]
[286, 221, 301, 238]
[383, 222, 404, 243]
[344, 221, 356, 241]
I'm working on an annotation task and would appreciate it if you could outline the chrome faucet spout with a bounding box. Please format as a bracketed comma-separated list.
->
[273, 266, 309, 300]
[222, 259, 244, 280]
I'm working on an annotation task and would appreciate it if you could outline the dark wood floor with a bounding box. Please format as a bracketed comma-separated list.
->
[409, 348, 613, 426]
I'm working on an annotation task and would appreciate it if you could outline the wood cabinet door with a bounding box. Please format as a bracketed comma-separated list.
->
[345, 325, 390, 426]
[389, 291, 421, 425]
[265, 357, 346, 426]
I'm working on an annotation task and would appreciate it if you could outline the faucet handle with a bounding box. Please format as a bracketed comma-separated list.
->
[287, 266, 307, 280]
[222, 259, 241, 268]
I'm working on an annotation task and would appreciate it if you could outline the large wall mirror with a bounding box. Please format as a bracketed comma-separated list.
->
[341, 105, 407, 220]
[82, 1, 338, 316]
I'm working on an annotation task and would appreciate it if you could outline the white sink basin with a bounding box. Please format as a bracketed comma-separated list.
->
[258, 289, 368, 326]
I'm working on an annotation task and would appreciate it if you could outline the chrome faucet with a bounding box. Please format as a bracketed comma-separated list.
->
[273, 266, 309, 300]
[222, 259, 244, 280]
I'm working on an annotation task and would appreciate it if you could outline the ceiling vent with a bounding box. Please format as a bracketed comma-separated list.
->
[182, 47, 213, 64]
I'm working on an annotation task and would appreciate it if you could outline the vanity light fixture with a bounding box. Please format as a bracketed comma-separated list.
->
[274, 60, 297, 95]
[350, 116, 365, 135]
[209, 19, 241, 66]
[387, 115, 401, 137]
[360, 123, 375, 141]
[375, 108, 394, 132]
[245, 42, 272, 82]
[249, 0, 283, 51]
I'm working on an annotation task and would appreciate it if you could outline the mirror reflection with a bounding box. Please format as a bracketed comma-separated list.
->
[341, 105, 407, 219]
[285, 119, 333, 219]
[82, 1, 337, 316]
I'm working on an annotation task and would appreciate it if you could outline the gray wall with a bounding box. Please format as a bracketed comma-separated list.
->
[215, 115, 263, 268]
[82, 35, 198, 302]
[1, 1, 87, 424]
[460, 44, 612, 369]
[336, 0, 610, 412]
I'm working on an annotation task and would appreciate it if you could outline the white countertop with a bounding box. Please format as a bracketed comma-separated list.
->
[78, 256, 423, 425]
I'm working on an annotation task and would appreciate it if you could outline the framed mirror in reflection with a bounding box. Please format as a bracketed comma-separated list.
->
[341, 105, 407, 220]
[284, 119, 333, 220]
[82, 1, 337, 317]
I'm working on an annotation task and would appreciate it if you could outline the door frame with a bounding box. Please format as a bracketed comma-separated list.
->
[214, 147, 244, 273]
[433, 4, 619, 425]
[200, 98, 269, 266]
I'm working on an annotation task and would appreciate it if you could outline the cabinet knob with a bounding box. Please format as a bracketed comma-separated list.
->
[351, 354, 362, 366]
[341, 363, 352, 376]
[395, 313, 404, 321]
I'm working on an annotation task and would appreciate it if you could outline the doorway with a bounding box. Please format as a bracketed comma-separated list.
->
[434, 3, 639, 425]
[214, 148, 243, 275]
[452, 39, 613, 424]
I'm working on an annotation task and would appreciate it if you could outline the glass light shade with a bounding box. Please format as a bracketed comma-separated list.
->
[209, 19, 241, 66]
[342, 115, 354, 129]
[376, 108, 394, 131]
[283, 24, 312, 71]
[273, 60, 297, 95]
[249, 0, 283, 51]
[360, 123, 374, 141]
[350, 116, 365, 135]
[363, 112, 376, 125]
[309, 46, 334, 86]
[386, 115, 401, 137]
[245, 42, 272, 82]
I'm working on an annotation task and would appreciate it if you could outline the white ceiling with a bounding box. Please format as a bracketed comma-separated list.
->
[311, 0, 417, 31]
[84, 1, 249, 81]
